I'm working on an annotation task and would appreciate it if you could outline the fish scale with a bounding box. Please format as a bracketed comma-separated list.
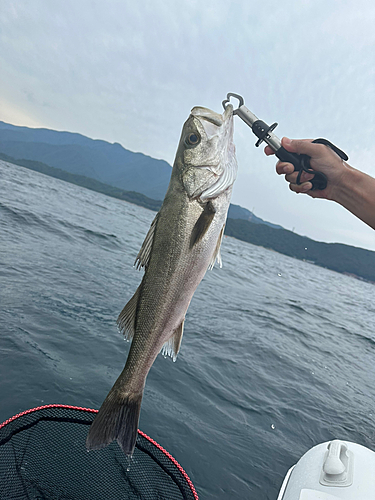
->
[86, 103, 237, 456]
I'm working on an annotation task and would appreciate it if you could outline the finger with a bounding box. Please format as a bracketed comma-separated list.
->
[276, 161, 294, 175]
[264, 145, 275, 156]
[285, 170, 314, 183]
[289, 171, 315, 183]
[282, 137, 326, 157]
[289, 181, 313, 193]
[285, 172, 299, 183]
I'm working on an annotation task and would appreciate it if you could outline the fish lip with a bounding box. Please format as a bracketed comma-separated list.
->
[182, 103, 237, 201]
[189, 104, 234, 141]
[222, 103, 234, 122]
[190, 104, 233, 127]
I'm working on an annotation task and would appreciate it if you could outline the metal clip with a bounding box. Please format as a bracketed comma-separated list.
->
[222, 93, 244, 115]
[222, 92, 348, 191]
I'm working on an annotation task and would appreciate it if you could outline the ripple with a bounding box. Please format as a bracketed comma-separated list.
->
[2, 160, 375, 500]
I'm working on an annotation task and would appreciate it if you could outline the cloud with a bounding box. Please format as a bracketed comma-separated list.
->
[0, 99, 44, 128]
[1, 0, 375, 249]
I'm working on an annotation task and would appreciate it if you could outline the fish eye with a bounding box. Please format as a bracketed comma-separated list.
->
[186, 133, 200, 146]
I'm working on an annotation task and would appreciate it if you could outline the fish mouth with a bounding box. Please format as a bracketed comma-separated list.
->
[190, 104, 233, 140]
[190, 104, 233, 125]
[187, 104, 237, 201]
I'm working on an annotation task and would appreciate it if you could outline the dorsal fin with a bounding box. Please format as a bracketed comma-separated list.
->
[116, 285, 141, 341]
[189, 201, 216, 249]
[160, 320, 184, 362]
[134, 213, 159, 270]
[209, 224, 225, 270]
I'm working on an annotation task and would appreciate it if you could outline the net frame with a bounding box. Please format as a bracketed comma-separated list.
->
[0, 404, 199, 500]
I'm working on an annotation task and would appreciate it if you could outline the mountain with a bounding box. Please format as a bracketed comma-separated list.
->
[0, 121, 278, 226]
[0, 121, 171, 200]
[228, 204, 282, 229]
[0, 152, 163, 212]
[2, 151, 375, 283]
[225, 218, 375, 282]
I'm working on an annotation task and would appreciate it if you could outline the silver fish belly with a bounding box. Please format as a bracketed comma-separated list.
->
[86, 103, 237, 455]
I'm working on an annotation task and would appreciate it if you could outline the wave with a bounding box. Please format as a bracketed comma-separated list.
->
[0, 201, 120, 248]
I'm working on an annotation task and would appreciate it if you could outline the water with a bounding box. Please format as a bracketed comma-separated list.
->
[1, 159, 375, 499]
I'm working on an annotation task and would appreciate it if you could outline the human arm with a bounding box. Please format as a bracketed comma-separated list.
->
[265, 137, 375, 230]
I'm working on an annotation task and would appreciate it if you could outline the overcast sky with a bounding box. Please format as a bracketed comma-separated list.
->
[1, 0, 375, 250]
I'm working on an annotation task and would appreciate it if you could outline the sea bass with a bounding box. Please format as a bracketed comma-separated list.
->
[86, 103, 237, 455]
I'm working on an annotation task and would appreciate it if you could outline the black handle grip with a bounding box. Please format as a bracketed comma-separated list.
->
[247, 110, 348, 191]
[275, 146, 328, 190]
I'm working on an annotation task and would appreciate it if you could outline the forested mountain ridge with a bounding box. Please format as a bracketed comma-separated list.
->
[0, 121, 171, 200]
[2, 150, 374, 283]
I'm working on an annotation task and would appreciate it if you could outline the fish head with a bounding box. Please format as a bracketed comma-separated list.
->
[175, 104, 237, 202]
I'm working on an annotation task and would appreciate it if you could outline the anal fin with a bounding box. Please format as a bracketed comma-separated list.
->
[117, 285, 141, 341]
[160, 320, 184, 362]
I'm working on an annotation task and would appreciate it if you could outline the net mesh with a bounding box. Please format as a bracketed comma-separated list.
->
[0, 405, 198, 500]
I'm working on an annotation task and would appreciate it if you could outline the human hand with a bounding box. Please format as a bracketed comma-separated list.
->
[264, 137, 348, 200]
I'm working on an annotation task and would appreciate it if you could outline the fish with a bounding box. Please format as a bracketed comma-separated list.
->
[86, 103, 237, 455]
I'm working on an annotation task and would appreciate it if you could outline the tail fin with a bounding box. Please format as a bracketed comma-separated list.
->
[86, 389, 143, 456]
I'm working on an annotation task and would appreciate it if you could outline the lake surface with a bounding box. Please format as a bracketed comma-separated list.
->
[1, 159, 374, 499]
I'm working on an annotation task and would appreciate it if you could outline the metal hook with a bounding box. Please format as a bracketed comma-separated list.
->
[222, 93, 244, 114]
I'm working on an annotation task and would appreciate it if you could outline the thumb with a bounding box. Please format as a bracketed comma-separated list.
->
[282, 137, 320, 156]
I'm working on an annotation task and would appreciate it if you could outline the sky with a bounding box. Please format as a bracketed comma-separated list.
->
[1, 0, 375, 250]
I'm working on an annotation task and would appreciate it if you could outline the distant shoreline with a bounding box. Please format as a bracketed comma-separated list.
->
[1, 153, 374, 284]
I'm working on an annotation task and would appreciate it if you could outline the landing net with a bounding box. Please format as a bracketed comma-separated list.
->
[0, 404, 199, 500]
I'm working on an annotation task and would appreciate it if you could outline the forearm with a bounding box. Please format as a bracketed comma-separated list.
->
[271, 138, 375, 230]
[332, 164, 375, 230]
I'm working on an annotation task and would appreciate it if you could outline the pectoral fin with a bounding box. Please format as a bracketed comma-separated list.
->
[117, 285, 141, 341]
[134, 212, 159, 270]
[190, 201, 216, 249]
[161, 320, 184, 362]
[209, 224, 225, 270]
